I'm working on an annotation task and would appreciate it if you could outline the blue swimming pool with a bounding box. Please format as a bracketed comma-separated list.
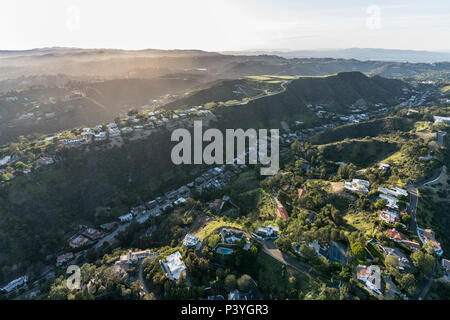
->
[216, 247, 234, 255]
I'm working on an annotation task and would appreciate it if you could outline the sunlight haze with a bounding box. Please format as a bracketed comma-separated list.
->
[1, 0, 449, 51]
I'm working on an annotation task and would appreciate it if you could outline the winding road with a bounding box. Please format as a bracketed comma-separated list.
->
[257, 239, 317, 279]
[407, 130, 446, 300]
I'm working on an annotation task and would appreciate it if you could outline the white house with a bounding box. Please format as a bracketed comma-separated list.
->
[118, 213, 133, 223]
[1, 276, 28, 293]
[159, 251, 187, 281]
[356, 265, 382, 295]
[344, 179, 370, 194]
[183, 234, 200, 247]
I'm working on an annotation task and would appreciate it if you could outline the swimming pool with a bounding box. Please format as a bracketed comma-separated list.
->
[216, 247, 234, 255]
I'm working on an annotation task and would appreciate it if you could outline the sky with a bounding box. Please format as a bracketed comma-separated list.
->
[1, 0, 449, 52]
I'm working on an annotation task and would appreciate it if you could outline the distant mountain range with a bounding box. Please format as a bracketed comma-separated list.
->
[222, 48, 450, 63]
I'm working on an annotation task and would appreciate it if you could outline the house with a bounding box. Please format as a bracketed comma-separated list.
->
[83, 227, 102, 240]
[220, 228, 244, 244]
[297, 188, 307, 198]
[108, 128, 121, 137]
[275, 206, 289, 220]
[207, 295, 225, 300]
[174, 197, 186, 206]
[308, 241, 328, 259]
[165, 189, 179, 200]
[228, 289, 252, 300]
[120, 126, 133, 134]
[379, 208, 400, 224]
[252, 225, 279, 240]
[386, 228, 406, 242]
[378, 187, 408, 199]
[56, 252, 74, 266]
[118, 213, 133, 223]
[344, 179, 370, 194]
[209, 199, 224, 212]
[183, 234, 200, 247]
[442, 259, 450, 272]
[1, 276, 28, 293]
[379, 246, 413, 272]
[69, 235, 89, 248]
[81, 128, 94, 136]
[379, 193, 399, 210]
[159, 251, 187, 281]
[433, 116, 450, 124]
[119, 249, 156, 264]
[146, 200, 158, 210]
[106, 123, 118, 129]
[418, 228, 443, 256]
[100, 222, 118, 231]
[400, 240, 421, 252]
[177, 185, 191, 197]
[36, 157, 54, 166]
[0, 156, 11, 167]
[94, 131, 107, 141]
[160, 201, 173, 211]
[356, 265, 383, 295]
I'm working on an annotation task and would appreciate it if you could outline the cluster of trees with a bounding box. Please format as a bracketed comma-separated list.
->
[47, 263, 141, 300]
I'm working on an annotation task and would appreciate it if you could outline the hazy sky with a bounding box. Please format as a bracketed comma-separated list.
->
[1, 0, 449, 52]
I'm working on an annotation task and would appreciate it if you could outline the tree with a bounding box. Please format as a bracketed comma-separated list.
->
[374, 199, 387, 210]
[350, 242, 365, 261]
[224, 274, 237, 291]
[397, 273, 416, 296]
[237, 274, 253, 292]
[14, 161, 27, 171]
[277, 189, 289, 207]
[291, 140, 302, 156]
[299, 244, 318, 262]
[274, 237, 292, 253]
[401, 214, 411, 225]
[411, 251, 434, 275]
[207, 234, 220, 248]
[385, 255, 399, 274]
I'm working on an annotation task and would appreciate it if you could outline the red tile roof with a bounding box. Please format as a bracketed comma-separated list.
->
[401, 240, 421, 250]
[386, 228, 406, 241]
[275, 207, 289, 220]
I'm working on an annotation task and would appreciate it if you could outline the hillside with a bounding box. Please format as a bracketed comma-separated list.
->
[213, 72, 407, 130]
[0, 71, 409, 284]
[161, 77, 288, 110]
[0, 77, 202, 144]
[308, 117, 415, 144]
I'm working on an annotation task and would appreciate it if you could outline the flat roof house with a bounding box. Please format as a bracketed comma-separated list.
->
[1, 276, 28, 293]
[344, 179, 370, 194]
[83, 227, 101, 240]
[69, 235, 89, 248]
[56, 252, 74, 266]
[118, 213, 133, 222]
[183, 234, 200, 247]
[253, 225, 279, 240]
[418, 228, 443, 256]
[220, 228, 244, 244]
[356, 265, 382, 295]
[159, 251, 187, 281]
